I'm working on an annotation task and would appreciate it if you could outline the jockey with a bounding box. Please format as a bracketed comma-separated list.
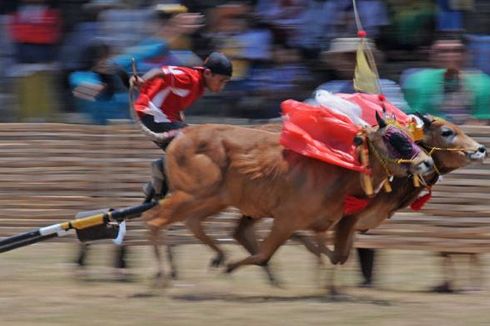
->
[129, 52, 233, 200]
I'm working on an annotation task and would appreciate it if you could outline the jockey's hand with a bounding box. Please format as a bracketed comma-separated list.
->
[130, 75, 145, 89]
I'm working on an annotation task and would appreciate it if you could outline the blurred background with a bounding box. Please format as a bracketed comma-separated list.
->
[0, 0, 489, 124]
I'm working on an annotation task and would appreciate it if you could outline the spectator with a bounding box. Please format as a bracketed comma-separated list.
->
[66, 3, 204, 123]
[245, 42, 313, 119]
[317, 37, 409, 111]
[208, 4, 273, 80]
[204, 4, 274, 117]
[7, 0, 62, 64]
[69, 41, 132, 124]
[402, 37, 490, 125]
[436, 0, 472, 33]
[6, 0, 62, 121]
[322, 0, 389, 41]
[380, 0, 435, 53]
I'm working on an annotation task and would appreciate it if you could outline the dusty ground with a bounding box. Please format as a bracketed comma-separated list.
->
[0, 243, 489, 326]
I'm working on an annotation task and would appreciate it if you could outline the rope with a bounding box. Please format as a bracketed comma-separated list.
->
[423, 145, 469, 177]
[427, 146, 467, 156]
[352, 0, 364, 32]
[366, 139, 394, 177]
[352, 0, 383, 99]
[128, 58, 168, 144]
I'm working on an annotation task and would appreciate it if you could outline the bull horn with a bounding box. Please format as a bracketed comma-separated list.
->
[375, 111, 387, 129]
[414, 111, 432, 128]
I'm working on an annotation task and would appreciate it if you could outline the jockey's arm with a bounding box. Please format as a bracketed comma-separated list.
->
[142, 68, 167, 82]
[130, 68, 166, 89]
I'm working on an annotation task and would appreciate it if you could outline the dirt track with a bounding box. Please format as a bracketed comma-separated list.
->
[0, 243, 489, 326]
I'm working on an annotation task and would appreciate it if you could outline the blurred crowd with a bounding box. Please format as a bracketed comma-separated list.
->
[0, 0, 489, 124]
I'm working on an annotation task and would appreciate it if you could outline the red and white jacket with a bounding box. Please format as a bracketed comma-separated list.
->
[134, 66, 205, 123]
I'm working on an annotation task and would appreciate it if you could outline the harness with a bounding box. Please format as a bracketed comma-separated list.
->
[356, 122, 428, 197]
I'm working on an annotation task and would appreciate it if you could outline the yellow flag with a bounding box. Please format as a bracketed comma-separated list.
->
[353, 40, 379, 94]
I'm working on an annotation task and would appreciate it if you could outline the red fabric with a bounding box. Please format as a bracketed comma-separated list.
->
[280, 99, 368, 173]
[134, 66, 205, 122]
[8, 8, 61, 44]
[338, 93, 410, 127]
[410, 189, 432, 211]
[344, 195, 370, 215]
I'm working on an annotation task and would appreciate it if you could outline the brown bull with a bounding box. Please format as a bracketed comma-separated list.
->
[143, 117, 433, 284]
[233, 115, 486, 288]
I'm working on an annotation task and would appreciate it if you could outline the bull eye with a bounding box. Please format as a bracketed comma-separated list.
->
[441, 128, 454, 138]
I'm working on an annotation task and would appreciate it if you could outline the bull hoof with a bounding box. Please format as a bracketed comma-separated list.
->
[210, 253, 226, 268]
[326, 287, 349, 302]
[359, 280, 373, 288]
[225, 263, 237, 274]
[170, 270, 178, 280]
[268, 277, 283, 288]
[431, 282, 456, 293]
[153, 272, 169, 288]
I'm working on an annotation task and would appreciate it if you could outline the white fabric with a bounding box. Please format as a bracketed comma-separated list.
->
[314, 90, 369, 127]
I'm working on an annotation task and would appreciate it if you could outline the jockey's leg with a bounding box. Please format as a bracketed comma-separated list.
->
[140, 116, 186, 202]
[143, 156, 168, 202]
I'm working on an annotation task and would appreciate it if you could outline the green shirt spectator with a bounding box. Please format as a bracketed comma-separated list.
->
[403, 68, 490, 121]
[402, 38, 490, 124]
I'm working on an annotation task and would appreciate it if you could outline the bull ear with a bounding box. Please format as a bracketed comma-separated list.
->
[415, 111, 432, 128]
[375, 111, 387, 129]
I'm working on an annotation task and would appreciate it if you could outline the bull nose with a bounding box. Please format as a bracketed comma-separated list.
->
[416, 158, 434, 175]
[478, 145, 487, 156]
[421, 159, 434, 170]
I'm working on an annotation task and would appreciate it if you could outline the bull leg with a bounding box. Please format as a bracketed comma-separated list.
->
[185, 215, 226, 268]
[233, 215, 280, 286]
[322, 215, 358, 297]
[357, 248, 375, 288]
[291, 232, 324, 266]
[149, 225, 168, 287]
[143, 191, 225, 285]
[468, 253, 483, 291]
[226, 219, 296, 274]
[166, 243, 178, 279]
[431, 252, 456, 293]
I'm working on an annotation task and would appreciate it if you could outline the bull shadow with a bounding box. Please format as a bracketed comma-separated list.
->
[169, 292, 392, 305]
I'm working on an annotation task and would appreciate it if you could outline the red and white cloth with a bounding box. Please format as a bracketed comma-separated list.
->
[134, 66, 205, 123]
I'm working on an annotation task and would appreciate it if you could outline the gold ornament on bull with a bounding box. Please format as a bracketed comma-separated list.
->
[408, 118, 424, 142]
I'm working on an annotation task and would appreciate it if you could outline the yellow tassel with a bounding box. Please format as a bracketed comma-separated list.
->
[408, 121, 424, 141]
[359, 141, 373, 196]
[383, 178, 392, 192]
[413, 175, 421, 187]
